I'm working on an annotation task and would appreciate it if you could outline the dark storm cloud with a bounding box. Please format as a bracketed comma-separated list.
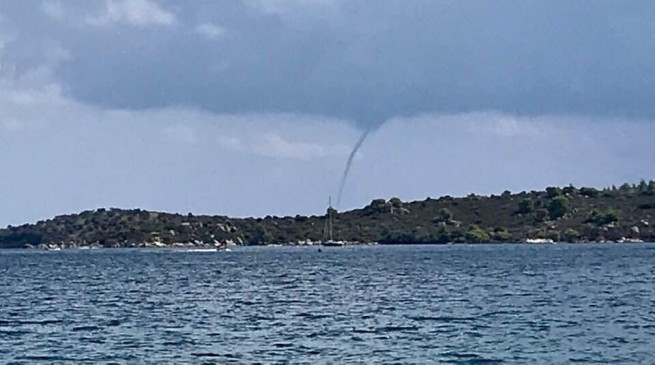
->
[2, 0, 655, 125]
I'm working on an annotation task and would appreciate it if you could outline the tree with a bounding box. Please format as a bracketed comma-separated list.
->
[493, 227, 511, 241]
[579, 187, 599, 197]
[619, 183, 633, 193]
[326, 207, 337, 217]
[563, 228, 580, 242]
[435, 228, 451, 244]
[252, 225, 273, 244]
[563, 184, 577, 195]
[585, 209, 619, 225]
[546, 230, 561, 242]
[599, 210, 619, 225]
[438, 208, 453, 222]
[388, 198, 403, 210]
[534, 209, 549, 222]
[465, 225, 490, 243]
[517, 198, 534, 214]
[546, 186, 562, 198]
[648, 180, 655, 195]
[548, 196, 570, 220]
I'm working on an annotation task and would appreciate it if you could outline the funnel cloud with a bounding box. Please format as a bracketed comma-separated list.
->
[337, 128, 372, 208]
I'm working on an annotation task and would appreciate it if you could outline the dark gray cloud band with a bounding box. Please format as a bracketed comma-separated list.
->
[3, 0, 655, 125]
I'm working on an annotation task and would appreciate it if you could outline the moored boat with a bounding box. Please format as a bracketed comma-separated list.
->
[320, 197, 345, 247]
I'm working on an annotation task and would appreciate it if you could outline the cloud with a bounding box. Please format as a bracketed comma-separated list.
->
[217, 136, 245, 151]
[161, 123, 197, 145]
[1, 1, 655, 226]
[219, 133, 352, 161]
[0, 38, 70, 101]
[14, 0, 644, 127]
[0, 24, 15, 51]
[1, 119, 31, 132]
[445, 112, 550, 138]
[0, 68, 365, 224]
[41, 0, 65, 20]
[85, 0, 176, 27]
[41, 1, 65, 20]
[194, 23, 226, 40]
[482, 116, 543, 138]
[246, 0, 341, 15]
[0, 59, 653, 225]
[4, 1, 655, 126]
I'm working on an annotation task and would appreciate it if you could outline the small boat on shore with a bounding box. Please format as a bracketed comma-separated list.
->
[186, 246, 231, 252]
[186, 248, 220, 252]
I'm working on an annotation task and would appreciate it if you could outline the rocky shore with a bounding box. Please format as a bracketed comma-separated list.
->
[24, 238, 382, 251]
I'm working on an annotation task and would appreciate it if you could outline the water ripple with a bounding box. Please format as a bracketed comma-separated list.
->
[1, 244, 654, 363]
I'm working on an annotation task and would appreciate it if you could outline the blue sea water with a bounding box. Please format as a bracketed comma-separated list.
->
[1, 244, 654, 364]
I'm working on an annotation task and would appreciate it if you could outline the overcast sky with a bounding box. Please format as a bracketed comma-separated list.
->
[1, 0, 654, 226]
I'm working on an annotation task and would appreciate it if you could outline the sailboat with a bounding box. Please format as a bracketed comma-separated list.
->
[322, 197, 345, 247]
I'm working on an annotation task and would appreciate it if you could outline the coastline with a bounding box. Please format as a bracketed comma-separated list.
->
[17, 239, 652, 251]
[2, 183, 653, 249]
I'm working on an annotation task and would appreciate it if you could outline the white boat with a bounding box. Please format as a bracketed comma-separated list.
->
[525, 238, 555, 244]
[617, 237, 644, 243]
[186, 248, 219, 252]
[186, 246, 231, 252]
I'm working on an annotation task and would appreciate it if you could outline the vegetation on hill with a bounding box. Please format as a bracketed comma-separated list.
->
[1, 181, 654, 249]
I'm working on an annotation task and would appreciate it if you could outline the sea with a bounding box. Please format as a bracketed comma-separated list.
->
[1, 243, 654, 364]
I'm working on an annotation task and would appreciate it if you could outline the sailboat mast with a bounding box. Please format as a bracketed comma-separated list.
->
[328, 196, 333, 242]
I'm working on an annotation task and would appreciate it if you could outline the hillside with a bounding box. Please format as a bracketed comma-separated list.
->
[1, 182, 654, 249]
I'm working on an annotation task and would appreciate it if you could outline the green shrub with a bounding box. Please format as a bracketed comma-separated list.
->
[493, 227, 511, 241]
[564, 228, 580, 242]
[546, 187, 562, 198]
[466, 225, 491, 243]
[438, 208, 453, 222]
[517, 198, 534, 214]
[548, 196, 570, 219]
[563, 185, 577, 195]
[534, 209, 549, 222]
[585, 209, 619, 225]
[579, 187, 599, 197]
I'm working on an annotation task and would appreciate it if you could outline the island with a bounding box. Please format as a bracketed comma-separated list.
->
[1, 181, 653, 249]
